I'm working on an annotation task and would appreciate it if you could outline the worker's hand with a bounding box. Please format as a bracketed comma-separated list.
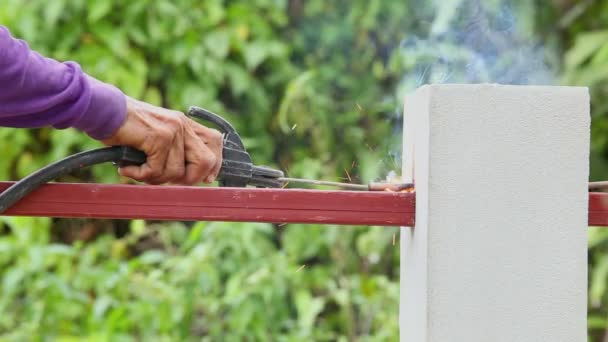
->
[102, 97, 223, 185]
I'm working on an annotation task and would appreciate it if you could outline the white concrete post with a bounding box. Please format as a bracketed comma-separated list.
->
[400, 84, 590, 342]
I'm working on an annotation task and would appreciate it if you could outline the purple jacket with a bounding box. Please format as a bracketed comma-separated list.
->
[0, 26, 126, 140]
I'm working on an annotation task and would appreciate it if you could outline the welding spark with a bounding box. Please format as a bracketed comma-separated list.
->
[417, 64, 431, 86]
[388, 153, 400, 170]
[440, 69, 455, 84]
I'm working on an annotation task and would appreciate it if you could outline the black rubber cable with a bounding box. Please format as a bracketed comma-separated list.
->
[0, 146, 146, 214]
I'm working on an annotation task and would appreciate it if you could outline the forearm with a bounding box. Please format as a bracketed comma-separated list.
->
[0, 26, 126, 139]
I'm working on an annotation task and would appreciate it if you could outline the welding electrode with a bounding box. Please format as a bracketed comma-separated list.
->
[277, 177, 414, 192]
[589, 181, 608, 192]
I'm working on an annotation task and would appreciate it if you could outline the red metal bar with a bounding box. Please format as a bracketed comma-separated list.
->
[0, 182, 415, 226]
[2, 182, 608, 227]
[589, 192, 608, 226]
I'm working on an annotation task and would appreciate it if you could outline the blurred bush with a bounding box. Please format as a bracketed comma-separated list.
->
[0, 0, 405, 340]
[0, 0, 607, 340]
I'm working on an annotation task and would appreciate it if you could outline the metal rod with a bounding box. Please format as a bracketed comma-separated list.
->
[278, 177, 416, 192]
[368, 182, 414, 192]
[278, 177, 369, 190]
[589, 181, 608, 192]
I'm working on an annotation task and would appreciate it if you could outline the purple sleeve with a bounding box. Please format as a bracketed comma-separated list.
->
[0, 26, 126, 140]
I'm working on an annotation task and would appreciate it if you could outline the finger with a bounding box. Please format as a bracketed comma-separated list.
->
[136, 137, 171, 184]
[190, 123, 223, 182]
[207, 131, 223, 182]
[201, 127, 223, 156]
[118, 164, 154, 182]
[205, 145, 223, 184]
[199, 143, 219, 184]
[157, 128, 185, 184]
[118, 165, 139, 179]
[175, 125, 216, 185]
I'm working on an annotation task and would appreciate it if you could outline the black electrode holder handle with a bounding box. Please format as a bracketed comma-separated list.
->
[187, 106, 284, 188]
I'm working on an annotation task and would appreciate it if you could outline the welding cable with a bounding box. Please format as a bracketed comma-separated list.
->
[0, 146, 145, 214]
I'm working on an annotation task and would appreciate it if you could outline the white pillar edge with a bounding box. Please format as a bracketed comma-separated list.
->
[399, 84, 590, 342]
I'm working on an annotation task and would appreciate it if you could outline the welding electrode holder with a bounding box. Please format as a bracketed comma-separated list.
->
[116, 106, 285, 187]
[187, 106, 284, 188]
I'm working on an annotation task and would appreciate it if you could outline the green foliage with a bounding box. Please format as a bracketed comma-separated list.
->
[1, 0, 608, 340]
[0, 218, 400, 340]
[0, 0, 406, 340]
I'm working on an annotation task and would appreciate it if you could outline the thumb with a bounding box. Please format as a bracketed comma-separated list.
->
[118, 165, 148, 180]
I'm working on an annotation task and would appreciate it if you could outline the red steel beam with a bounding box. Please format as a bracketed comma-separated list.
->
[589, 192, 608, 226]
[2, 182, 608, 227]
[0, 182, 414, 226]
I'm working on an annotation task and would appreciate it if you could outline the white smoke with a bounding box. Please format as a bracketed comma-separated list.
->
[398, 0, 554, 90]
[382, 0, 555, 181]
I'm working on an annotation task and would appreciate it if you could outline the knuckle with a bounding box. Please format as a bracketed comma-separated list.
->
[167, 113, 185, 129]
[137, 170, 153, 182]
[210, 129, 223, 140]
[167, 111, 182, 123]
[183, 167, 202, 185]
[147, 167, 163, 179]
[156, 127, 173, 141]
[203, 154, 217, 168]
[183, 175, 198, 186]
[170, 166, 186, 180]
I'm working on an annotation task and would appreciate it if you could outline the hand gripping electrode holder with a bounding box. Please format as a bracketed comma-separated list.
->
[0, 107, 285, 214]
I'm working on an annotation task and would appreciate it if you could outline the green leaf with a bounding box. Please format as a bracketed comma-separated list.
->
[277, 70, 315, 133]
[564, 63, 608, 86]
[565, 30, 608, 68]
[590, 256, 608, 307]
[90, 24, 130, 59]
[181, 222, 206, 252]
[295, 290, 325, 331]
[45, 0, 66, 28]
[87, 0, 112, 23]
[588, 226, 608, 249]
[130, 220, 146, 236]
[430, 0, 465, 35]
[205, 29, 231, 59]
[2, 268, 25, 297]
[225, 63, 250, 96]
[243, 41, 268, 70]
[588, 315, 607, 329]
[139, 251, 167, 265]
[143, 87, 163, 106]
